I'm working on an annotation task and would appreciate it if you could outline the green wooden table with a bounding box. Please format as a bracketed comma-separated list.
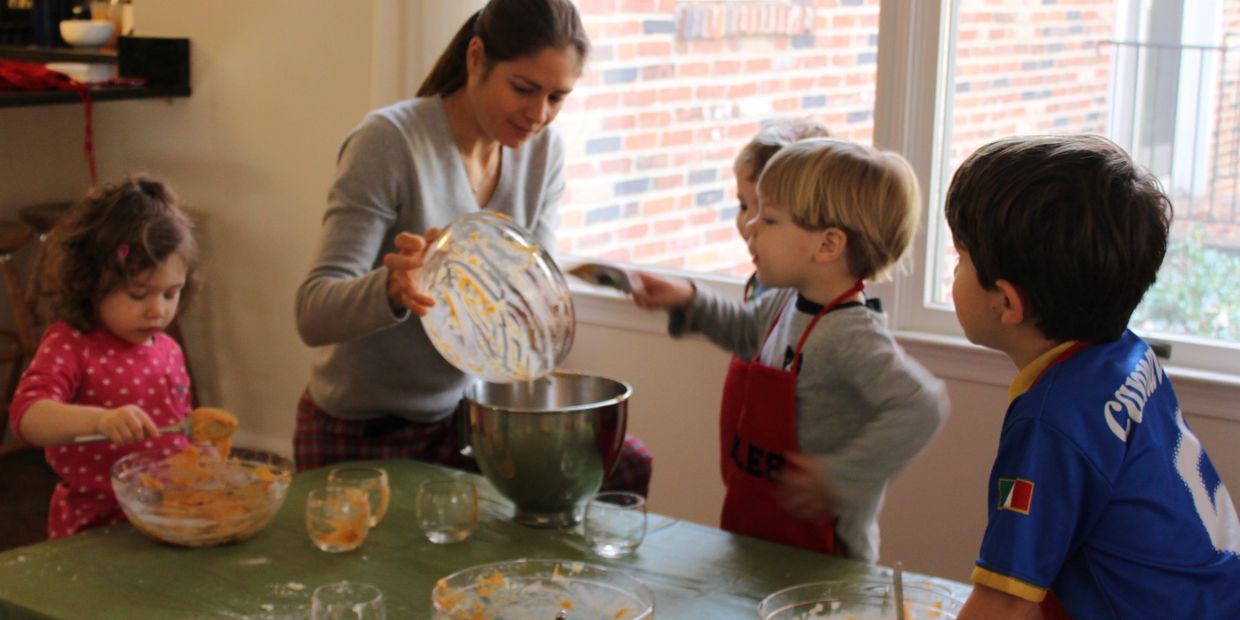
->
[0, 459, 969, 618]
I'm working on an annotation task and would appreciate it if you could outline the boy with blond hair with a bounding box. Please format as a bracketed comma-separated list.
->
[946, 134, 1240, 618]
[635, 138, 948, 562]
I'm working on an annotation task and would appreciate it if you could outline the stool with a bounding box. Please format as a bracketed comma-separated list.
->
[0, 222, 36, 452]
[17, 202, 199, 408]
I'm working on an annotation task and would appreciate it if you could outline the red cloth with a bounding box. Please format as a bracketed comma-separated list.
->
[0, 59, 80, 92]
[718, 281, 864, 554]
[1041, 591, 1074, 619]
[9, 322, 192, 539]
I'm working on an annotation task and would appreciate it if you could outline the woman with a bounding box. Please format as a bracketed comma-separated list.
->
[294, 0, 652, 496]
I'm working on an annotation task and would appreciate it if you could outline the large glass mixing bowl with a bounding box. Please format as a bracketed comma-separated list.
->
[418, 212, 574, 383]
[431, 558, 654, 620]
[758, 578, 964, 620]
[111, 447, 293, 547]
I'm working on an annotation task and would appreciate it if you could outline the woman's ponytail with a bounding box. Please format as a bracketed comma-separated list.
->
[416, 10, 481, 97]
[415, 0, 589, 98]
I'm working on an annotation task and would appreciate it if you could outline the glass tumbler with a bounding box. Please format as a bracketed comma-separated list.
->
[584, 491, 647, 558]
[306, 486, 371, 553]
[327, 466, 390, 527]
[416, 478, 479, 544]
[310, 581, 385, 620]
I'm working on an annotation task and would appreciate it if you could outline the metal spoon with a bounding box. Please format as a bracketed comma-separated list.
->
[72, 418, 191, 444]
[894, 561, 906, 620]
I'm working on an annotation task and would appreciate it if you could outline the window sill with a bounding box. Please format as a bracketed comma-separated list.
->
[567, 280, 1240, 424]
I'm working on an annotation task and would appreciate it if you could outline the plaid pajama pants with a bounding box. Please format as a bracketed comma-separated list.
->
[294, 390, 653, 497]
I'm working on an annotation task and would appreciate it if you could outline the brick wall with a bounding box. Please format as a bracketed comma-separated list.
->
[557, 0, 1240, 275]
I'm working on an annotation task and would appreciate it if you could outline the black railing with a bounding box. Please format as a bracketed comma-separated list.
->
[1100, 37, 1240, 225]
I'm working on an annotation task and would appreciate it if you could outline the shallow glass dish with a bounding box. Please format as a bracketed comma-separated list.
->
[758, 578, 963, 620]
[418, 212, 575, 383]
[111, 447, 293, 547]
[431, 558, 654, 620]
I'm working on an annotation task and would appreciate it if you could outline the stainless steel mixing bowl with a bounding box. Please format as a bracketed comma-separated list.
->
[466, 371, 631, 528]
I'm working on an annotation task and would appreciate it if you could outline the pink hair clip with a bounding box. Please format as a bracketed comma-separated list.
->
[117, 244, 129, 262]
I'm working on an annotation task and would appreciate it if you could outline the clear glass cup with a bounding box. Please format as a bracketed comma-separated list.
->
[584, 491, 647, 558]
[306, 486, 370, 553]
[311, 581, 385, 620]
[416, 478, 478, 544]
[327, 466, 390, 527]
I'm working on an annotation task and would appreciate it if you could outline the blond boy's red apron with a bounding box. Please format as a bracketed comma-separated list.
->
[718, 281, 864, 553]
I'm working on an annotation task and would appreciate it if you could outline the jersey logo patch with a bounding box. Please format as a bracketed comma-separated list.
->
[998, 478, 1034, 515]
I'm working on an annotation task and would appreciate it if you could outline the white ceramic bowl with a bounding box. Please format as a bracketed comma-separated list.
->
[59, 20, 114, 48]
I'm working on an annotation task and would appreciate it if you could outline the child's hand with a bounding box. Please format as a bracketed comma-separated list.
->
[631, 272, 696, 310]
[96, 405, 161, 445]
[383, 230, 439, 316]
[776, 453, 837, 520]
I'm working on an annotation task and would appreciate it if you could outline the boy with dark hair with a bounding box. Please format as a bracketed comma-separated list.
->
[947, 134, 1240, 619]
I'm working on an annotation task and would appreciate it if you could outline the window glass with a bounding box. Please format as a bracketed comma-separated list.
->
[932, 0, 1240, 346]
[557, 0, 1240, 372]
[558, 0, 880, 277]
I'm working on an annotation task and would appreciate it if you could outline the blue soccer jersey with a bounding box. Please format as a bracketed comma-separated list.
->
[973, 331, 1240, 618]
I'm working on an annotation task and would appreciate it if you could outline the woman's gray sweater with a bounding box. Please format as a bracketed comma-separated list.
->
[296, 97, 564, 422]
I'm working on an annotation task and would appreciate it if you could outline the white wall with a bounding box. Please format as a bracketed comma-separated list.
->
[2, 0, 1237, 586]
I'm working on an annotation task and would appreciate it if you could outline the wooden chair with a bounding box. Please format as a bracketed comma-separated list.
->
[17, 201, 72, 323]
[0, 221, 36, 456]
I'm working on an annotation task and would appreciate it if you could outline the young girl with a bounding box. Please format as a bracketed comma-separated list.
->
[9, 175, 199, 539]
[634, 139, 948, 562]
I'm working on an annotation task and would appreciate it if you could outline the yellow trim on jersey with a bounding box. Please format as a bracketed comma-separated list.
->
[972, 566, 1048, 603]
[1009, 340, 1080, 401]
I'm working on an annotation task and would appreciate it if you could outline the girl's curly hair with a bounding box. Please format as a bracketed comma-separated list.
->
[37, 175, 200, 332]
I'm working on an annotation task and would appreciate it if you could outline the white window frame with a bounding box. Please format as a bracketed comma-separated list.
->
[878, 0, 1240, 384]
[567, 0, 1240, 423]
[873, 0, 955, 338]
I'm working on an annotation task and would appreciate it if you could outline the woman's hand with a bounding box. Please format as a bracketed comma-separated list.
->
[632, 272, 696, 310]
[775, 453, 837, 520]
[96, 405, 161, 445]
[383, 230, 439, 316]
